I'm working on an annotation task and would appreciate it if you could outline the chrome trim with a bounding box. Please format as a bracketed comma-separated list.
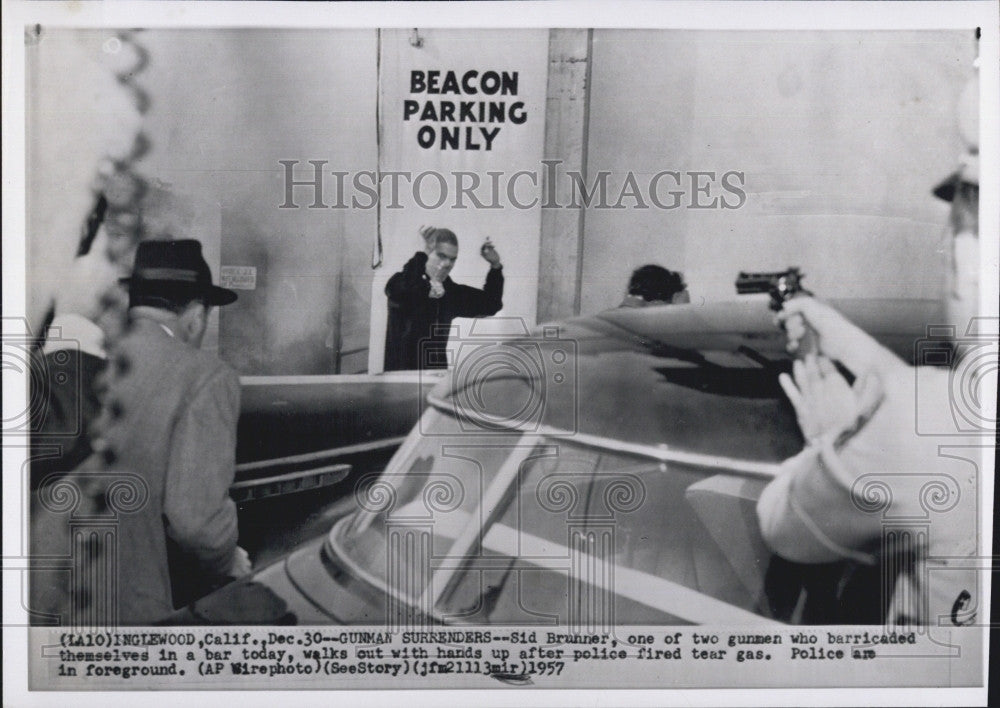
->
[230, 463, 351, 490]
[240, 372, 444, 385]
[426, 393, 781, 479]
[235, 437, 406, 474]
[229, 463, 352, 503]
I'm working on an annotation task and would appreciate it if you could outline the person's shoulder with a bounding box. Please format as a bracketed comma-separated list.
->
[121, 326, 236, 387]
[188, 347, 240, 388]
[117, 321, 185, 364]
[389, 250, 428, 277]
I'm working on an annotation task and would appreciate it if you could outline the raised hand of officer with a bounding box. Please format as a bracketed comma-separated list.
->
[779, 354, 884, 447]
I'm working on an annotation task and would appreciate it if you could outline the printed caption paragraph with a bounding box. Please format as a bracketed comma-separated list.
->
[30, 626, 979, 689]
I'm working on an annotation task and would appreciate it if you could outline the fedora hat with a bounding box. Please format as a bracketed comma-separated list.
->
[120, 239, 237, 306]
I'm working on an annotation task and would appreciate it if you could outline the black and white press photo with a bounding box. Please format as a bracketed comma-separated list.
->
[2, 2, 997, 705]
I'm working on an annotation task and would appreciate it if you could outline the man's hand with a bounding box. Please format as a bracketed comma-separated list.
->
[779, 354, 884, 446]
[419, 224, 435, 252]
[776, 297, 903, 379]
[481, 239, 502, 268]
[428, 280, 445, 299]
[227, 545, 252, 578]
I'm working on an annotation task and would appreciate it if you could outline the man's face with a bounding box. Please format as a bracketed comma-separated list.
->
[946, 182, 979, 329]
[426, 242, 458, 282]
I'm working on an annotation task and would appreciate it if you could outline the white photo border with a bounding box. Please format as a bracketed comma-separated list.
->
[3, 2, 997, 706]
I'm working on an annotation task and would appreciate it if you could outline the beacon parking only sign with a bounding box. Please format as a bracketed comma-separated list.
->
[404, 69, 528, 151]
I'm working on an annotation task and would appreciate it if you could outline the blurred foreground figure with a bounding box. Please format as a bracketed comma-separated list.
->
[27, 29, 147, 627]
[933, 70, 979, 330]
[757, 64, 986, 626]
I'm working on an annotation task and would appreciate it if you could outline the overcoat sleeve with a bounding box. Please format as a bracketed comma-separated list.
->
[450, 266, 504, 317]
[756, 442, 881, 565]
[385, 251, 432, 311]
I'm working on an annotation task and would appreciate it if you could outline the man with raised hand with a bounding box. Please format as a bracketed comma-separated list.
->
[384, 226, 504, 371]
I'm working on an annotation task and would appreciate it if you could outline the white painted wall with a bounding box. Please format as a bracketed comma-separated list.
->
[28, 29, 975, 374]
[134, 29, 379, 373]
[582, 30, 975, 312]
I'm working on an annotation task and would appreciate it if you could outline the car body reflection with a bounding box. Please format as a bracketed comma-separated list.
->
[175, 296, 943, 626]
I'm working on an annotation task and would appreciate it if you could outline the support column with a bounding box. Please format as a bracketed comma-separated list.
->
[537, 29, 592, 322]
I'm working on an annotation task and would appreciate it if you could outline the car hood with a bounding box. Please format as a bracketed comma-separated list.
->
[433, 297, 942, 464]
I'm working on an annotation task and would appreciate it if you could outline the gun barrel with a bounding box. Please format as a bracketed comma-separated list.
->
[734, 268, 807, 301]
[735, 272, 775, 295]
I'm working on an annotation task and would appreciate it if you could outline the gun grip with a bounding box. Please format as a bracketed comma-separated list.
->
[782, 311, 817, 358]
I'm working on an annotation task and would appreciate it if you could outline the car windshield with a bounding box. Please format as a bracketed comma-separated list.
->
[332, 405, 793, 625]
[309, 301, 933, 626]
[423, 312, 806, 463]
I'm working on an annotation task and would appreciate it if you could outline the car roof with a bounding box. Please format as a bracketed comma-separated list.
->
[434, 296, 943, 465]
[594, 295, 943, 364]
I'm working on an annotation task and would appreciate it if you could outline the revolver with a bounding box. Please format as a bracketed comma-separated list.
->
[735, 267, 811, 311]
[736, 267, 815, 356]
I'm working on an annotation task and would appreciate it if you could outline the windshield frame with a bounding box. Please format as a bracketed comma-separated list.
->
[426, 391, 782, 479]
[325, 406, 786, 625]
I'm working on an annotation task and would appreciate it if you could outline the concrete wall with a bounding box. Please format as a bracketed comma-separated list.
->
[581, 30, 975, 312]
[137, 29, 378, 374]
[27, 29, 976, 372]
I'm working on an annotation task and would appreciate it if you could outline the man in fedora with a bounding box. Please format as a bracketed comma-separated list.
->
[95, 238, 251, 623]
